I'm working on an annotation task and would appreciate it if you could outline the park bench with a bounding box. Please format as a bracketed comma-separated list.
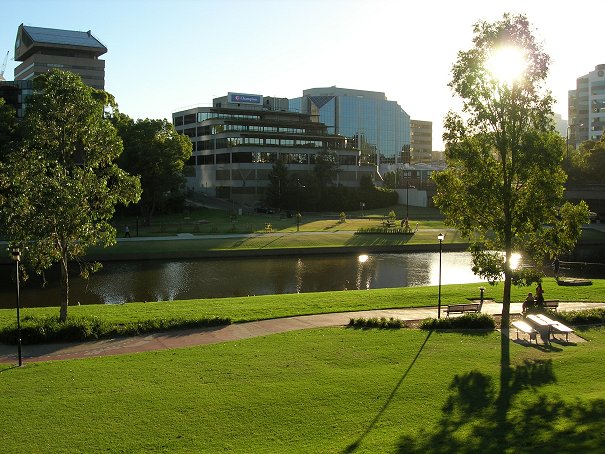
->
[543, 300, 560, 311]
[445, 303, 480, 317]
[511, 320, 538, 344]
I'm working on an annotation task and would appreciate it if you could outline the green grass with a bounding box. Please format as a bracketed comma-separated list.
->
[112, 205, 446, 237]
[1, 279, 604, 338]
[1, 327, 604, 453]
[86, 226, 468, 259]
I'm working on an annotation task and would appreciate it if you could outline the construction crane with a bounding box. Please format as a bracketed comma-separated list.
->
[0, 51, 9, 81]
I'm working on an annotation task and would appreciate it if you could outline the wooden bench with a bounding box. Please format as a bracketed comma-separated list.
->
[543, 300, 560, 311]
[511, 320, 538, 344]
[445, 303, 480, 317]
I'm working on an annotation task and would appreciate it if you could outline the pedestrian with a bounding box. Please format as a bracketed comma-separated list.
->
[552, 257, 560, 278]
[535, 283, 545, 308]
[522, 292, 534, 315]
[124, 225, 130, 238]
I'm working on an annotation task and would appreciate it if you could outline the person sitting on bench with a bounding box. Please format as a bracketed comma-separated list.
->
[522, 292, 535, 314]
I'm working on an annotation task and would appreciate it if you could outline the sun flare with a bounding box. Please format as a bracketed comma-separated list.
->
[486, 46, 527, 85]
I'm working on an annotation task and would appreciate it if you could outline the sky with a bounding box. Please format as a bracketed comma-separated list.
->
[1, 0, 603, 150]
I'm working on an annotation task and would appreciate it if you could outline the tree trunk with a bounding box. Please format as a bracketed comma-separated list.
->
[59, 255, 69, 322]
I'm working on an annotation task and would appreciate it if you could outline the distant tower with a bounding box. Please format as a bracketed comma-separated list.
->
[14, 24, 107, 89]
[568, 64, 605, 146]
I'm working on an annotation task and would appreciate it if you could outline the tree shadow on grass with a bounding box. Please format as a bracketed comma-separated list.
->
[396, 359, 605, 453]
[344, 330, 433, 453]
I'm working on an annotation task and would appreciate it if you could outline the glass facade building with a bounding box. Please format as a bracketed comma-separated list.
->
[290, 87, 411, 165]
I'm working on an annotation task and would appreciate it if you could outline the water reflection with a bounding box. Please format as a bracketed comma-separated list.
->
[0, 252, 483, 308]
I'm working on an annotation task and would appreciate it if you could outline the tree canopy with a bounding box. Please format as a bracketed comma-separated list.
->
[0, 70, 141, 321]
[114, 115, 192, 224]
[433, 14, 588, 328]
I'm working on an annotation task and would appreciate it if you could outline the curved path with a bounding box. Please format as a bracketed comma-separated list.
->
[1, 301, 604, 364]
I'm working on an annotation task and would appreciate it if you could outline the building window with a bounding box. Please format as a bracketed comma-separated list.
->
[216, 153, 230, 164]
[184, 114, 196, 125]
[232, 152, 253, 163]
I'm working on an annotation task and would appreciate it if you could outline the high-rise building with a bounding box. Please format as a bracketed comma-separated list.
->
[410, 120, 432, 163]
[568, 64, 605, 146]
[290, 87, 410, 166]
[14, 24, 107, 90]
[173, 92, 374, 203]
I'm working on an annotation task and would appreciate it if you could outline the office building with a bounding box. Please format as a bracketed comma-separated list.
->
[173, 92, 375, 203]
[14, 24, 107, 90]
[568, 64, 605, 146]
[290, 87, 411, 167]
[410, 120, 432, 163]
[0, 80, 32, 118]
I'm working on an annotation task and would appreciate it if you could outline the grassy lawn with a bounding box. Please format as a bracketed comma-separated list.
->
[85, 227, 469, 259]
[2, 278, 604, 331]
[111, 205, 446, 237]
[1, 326, 604, 453]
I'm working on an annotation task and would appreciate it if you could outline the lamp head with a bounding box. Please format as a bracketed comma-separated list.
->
[437, 233, 445, 242]
[10, 246, 21, 262]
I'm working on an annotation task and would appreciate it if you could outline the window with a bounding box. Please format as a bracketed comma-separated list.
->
[232, 152, 253, 163]
[184, 114, 196, 125]
[199, 154, 214, 165]
[216, 153, 230, 164]
[174, 116, 184, 127]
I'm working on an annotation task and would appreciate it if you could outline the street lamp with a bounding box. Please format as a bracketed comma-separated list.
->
[406, 182, 416, 221]
[296, 179, 305, 232]
[10, 246, 23, 367]
[437, 233, 445, 319]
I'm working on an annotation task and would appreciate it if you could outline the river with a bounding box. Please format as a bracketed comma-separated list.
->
[0, 252, 484, 308]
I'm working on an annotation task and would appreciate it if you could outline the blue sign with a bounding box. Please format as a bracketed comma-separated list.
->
[228, 92, 263, 105]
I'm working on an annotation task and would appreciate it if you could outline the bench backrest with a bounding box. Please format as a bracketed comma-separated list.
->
[447, 303, 479, 311]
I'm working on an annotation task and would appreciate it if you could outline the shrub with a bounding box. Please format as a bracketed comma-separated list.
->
[348, 317, 406, 329]
[556, 308, 605, 325]
[419, 313, 496, 330]
[0, 315, 232, 345]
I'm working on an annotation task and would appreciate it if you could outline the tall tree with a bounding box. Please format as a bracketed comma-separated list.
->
[433, 15, 587, 351]
[0, 70, 141, 321]
[0, 97, 19, 160]
[115, 115, 192, 224]
[266, 158, 290, 210]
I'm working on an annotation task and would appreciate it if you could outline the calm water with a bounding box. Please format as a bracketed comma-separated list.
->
[0, 252, 483, 308]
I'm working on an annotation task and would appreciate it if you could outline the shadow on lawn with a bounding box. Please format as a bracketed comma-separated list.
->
[396, 358, 605, 453]
[344, 331, 433, 453]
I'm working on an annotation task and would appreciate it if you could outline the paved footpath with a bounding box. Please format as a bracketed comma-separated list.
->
[1, 301, 604, 364]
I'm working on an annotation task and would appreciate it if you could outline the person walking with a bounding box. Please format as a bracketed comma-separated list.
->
[124, 225, 131, 238]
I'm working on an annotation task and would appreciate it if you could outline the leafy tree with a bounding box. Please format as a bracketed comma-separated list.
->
[115, 115, 192, 224]
[313, 148, 339, 188]
[567, 135, 605, 184]
[265, 158, 290, 209]
[0, 98, 19, 160]
[433, 15, 588, 337]
[0, 70, 141, 321]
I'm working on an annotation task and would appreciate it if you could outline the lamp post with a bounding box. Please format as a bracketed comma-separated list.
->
[437, 233, 445, 319]
[10, 246, 23, 367]
[406, 182, 416, 221]
[296, 179, 305, 232]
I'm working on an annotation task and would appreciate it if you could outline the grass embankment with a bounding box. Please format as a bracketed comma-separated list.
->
[1, 279, 604, 344]
[1, 326, 604, 452]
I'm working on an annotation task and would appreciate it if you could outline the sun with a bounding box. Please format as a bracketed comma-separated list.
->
[486, 46, 527, 86]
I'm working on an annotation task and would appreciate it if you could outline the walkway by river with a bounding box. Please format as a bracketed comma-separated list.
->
[2, 301, 603, 364]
